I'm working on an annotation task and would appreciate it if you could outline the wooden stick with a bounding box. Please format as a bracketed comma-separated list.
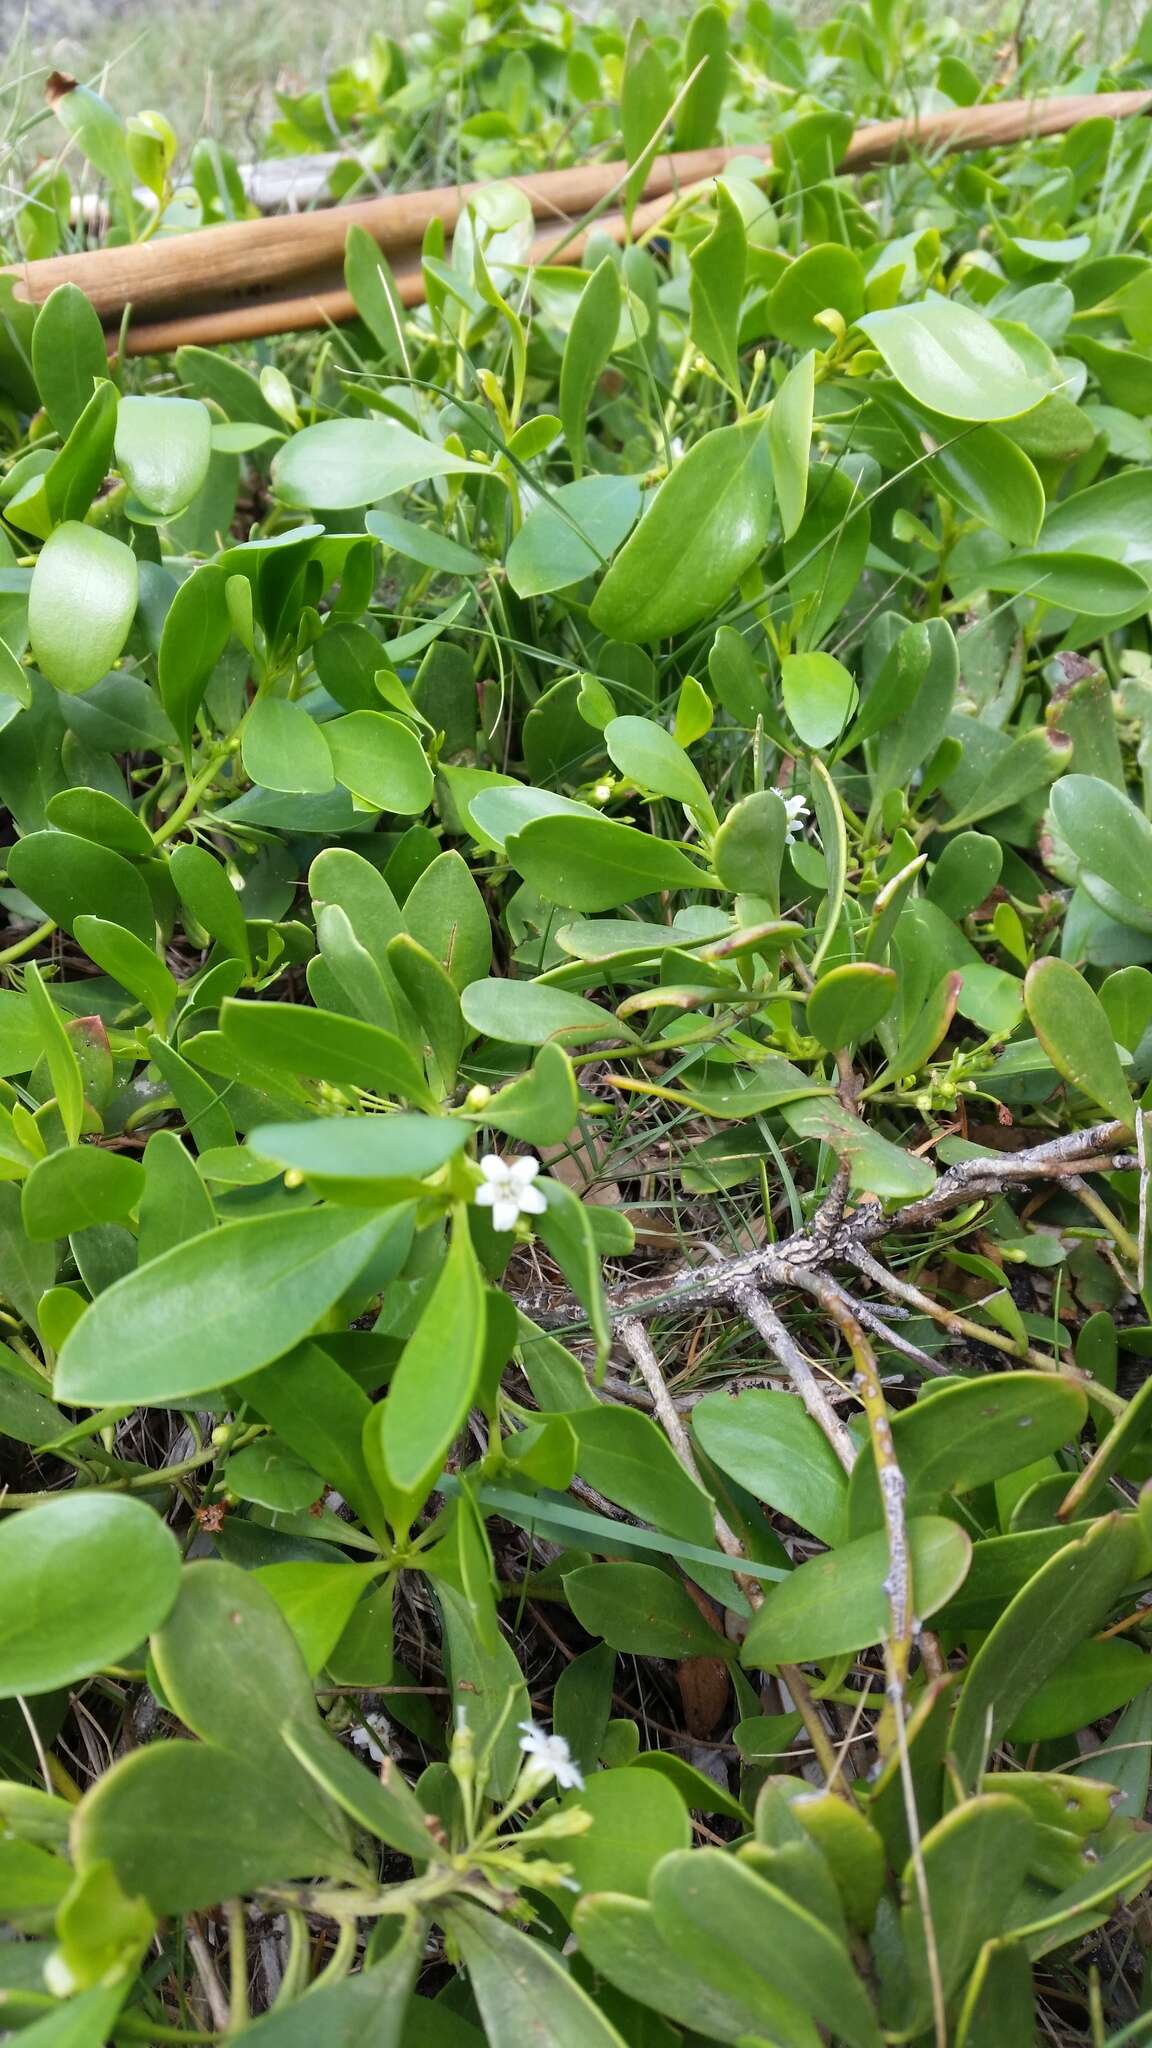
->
[119, 200, 665, 355]
[12, 89, 1151, 356]
[8, 145, 765, 320]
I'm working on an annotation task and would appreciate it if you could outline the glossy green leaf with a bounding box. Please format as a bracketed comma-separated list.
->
[28, 524, 138, 694]
[807, 963, 896, 1050]
[55, 1208, 399, 1404]
[506, 813, 715, 911]
[32, 284, 107, 439]
[7, 831, 154, 946]
[114, 395, 212, 518]
[506, 476, 640, 598]
[560, 256, 622, 477]
[692, 1387, 849, 1546]
[272, 418, 482, 510]
[0, 1493, 180, 1697]
[769, 349, 814, 541]
[741, 1517, 971, 1665]
[951, 1514, 1144, 1786]
[900, 1796, 1036, 2027]
[21, 1147, 144, 1241]
[1024, 956, 1133, 1124]
[651, 1850, 882, 2048]
[325, 710, 433, 814]
[448, 1902, 628, 2047]
[858, 294, 1052, 421]
[220, 997, 435, 1106]
[590, 416, 774, 642]
[242, 695, 334, 795]
[565, 1562, 727, 1658]
[74, 1742, 353, 1915]
[371, 1210, 485, 1508]
[157, 564, 232, 754]
[461, 977, 624, 1046]
[689, 182, 746, 393]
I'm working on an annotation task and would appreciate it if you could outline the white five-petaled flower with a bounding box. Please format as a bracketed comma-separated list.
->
[782, 793, 810, 842]
[474, 1153, 548, 1232]
[518, 1720, 584, 1792]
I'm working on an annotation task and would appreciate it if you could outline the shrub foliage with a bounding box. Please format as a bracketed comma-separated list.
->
[7, 2, 1152, 2042]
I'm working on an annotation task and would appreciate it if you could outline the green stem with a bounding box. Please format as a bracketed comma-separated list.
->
[152, 749, 230, 846]
[0, 917, 56, 968]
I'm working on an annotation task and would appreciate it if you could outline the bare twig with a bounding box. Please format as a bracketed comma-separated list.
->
[736, 1289, 857, 1474]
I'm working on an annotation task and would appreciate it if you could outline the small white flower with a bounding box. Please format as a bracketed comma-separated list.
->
[782, 793, 810, 843]
[351, 1712, 391, 1764]
[518, 1720, 584, 1791]
[474, 1153, 548, 1232]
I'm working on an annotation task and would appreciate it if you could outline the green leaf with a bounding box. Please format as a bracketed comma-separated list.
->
[692, 1387, 849, 1546]
[325, 710, 433, 814]
[848, 1373, 1088, 1534]
[973, 549, 1149, 616]
[651, 1850, 882, 2048]
[461, 977, 625, 1046]
[507, 813, 715, 912]
[369, 1210, 485, 1512]
[550, 1767, 690, 1904]
[781, 1094, 936, 1200]
[858, 294, 1053, 421]
[1006, 1637, 1152, 1741]
[28, 525, 138, 694]
[564, 1562, 727, 1658]
[365, 507, 483, 576]
[506, 476, 640, 598]
[272, 419, 482, 511]
[54, 1208, 399, 1404]
[243, 1340, 384, 1534]
[248, 1115, 465, 1202]
[1051, 773, 1152, 913]
[21, 1147, 144, 1241]
[73, 915, 176, 1030]
[1024, 956, 1133, 1124]
[229, 1927, 422, 2048]
[741, 1517, 971, 1666]
[767, 245, 864, 351]
[32, 284, 107, 439]
[689, 182, 746, 394]
[951, 1514, 1144, 1787]
[74, 1743, 352, 1915]
[23, 964, 84, 1147]
[114, 395, 212, 518]
[920, 416, 1045, 548]
[604, 715, 714, 821]
[403, 850, 492, 990]
[242, 695, 334, 796]
[590, 416, 774, 643]
[7, 831, 154, 946]
[807, 963, 896, 1051]
[480, 1043, 579, 1147]
[769, 349, 815, 541]
[572, 1406, 715, 1548]
[0, 1493, 180, 1697]
[448, 1902, 628, 2046]
[220, 998, 435, 1106]
[560, 256, 622, 477]
[281, 1718, 433, 1863]
[575, 1889, 815, 2045]
[954, 1941, 1035, 2048]
[672, 4, 729, 149]
[157, 564, 232, 755]
[900, 1797, 1036, 2027]
[343, 224, 406, 367]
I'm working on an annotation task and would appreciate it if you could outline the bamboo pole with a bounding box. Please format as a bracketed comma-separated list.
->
[7, 89, 1150, 356]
